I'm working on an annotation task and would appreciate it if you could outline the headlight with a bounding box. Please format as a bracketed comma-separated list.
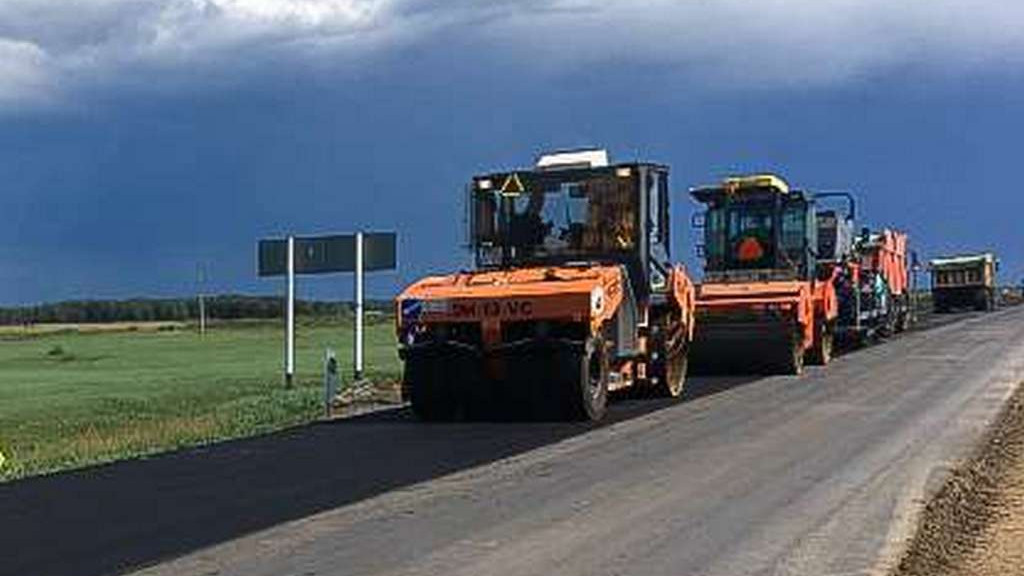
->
[591, 286, 606, 315]
[650, 266, 667, 291]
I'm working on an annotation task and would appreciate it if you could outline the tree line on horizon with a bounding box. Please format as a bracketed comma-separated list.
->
[0, 295, 394, 326]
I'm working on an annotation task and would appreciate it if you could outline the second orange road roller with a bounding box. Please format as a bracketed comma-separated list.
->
[689, 174, 913, 374]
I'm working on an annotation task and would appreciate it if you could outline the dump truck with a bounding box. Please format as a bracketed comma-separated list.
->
[930, 252, 998, 312]
[396, 150, 696, 421]
[689, 174, 913, 374]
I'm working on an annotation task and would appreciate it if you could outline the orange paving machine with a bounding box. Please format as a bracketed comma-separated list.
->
[396, 150, 696, 421]
[689, 174, 913, 374]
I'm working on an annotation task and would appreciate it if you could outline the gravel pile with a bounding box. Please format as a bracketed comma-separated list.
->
[895, 384, 1024, 576]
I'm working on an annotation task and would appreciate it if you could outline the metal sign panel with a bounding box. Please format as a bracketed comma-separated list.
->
[362, 232, 397, 271]
[258, 232, 397, 277]
[258, 240, 289, 277]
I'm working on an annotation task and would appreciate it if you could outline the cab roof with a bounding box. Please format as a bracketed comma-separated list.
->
[929, 253, 996, 268]
[472, 161, 668, 194]
[690, 173, 803, 204]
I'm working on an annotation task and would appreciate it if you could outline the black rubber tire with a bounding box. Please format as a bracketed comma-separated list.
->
[974, 291, 989, 312]
[563, 338, 609, 421]
[878, 309, 897, 338]
[781, 332, 805, 376]
[658, 347, 688, 398]
[807, 322, 833, 366]
[527, 349, 564, 421]
[895, 296, 911, 333]
[896, 311, 910, 333]
[649, 322, 688, 398]
[407, 354, 458, 422]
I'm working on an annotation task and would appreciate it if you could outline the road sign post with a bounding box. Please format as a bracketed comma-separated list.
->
[258, 231, 396, 389]
[354, 232, 365, 381]
[324, 348, 340, 418]
[286, 235, 296, 388]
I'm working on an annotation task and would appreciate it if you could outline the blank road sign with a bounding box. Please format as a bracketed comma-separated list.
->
[258, 232, 397, 277]
[362, 232, 397, 271]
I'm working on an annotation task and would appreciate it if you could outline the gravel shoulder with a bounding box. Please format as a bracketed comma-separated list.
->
[894, 382, 1024, 576]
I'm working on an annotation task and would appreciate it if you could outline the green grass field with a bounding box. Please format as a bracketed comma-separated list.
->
[0, 318, 401, 482]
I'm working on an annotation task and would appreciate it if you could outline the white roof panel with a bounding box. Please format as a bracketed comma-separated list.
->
[536, 149, 610, 171]
[929, 253, 995, 268]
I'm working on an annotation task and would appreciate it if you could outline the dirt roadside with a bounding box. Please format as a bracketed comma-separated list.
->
[894, 382, 1024, 576]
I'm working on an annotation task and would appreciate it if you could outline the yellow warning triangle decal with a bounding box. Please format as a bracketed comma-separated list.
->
[500, 173, 525, 196]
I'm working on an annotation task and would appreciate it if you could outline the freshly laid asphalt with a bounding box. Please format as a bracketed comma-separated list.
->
[4, 307, 1023, 576]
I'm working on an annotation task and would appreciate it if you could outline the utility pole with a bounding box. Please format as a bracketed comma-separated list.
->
[196, 262, 208, 337]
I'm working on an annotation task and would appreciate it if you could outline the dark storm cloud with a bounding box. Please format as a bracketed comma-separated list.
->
[1, 2, 1023, 304]
[2, 1, 1023, 108]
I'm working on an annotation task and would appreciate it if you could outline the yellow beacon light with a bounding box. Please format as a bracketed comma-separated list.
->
[723, 174, 790, 195]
